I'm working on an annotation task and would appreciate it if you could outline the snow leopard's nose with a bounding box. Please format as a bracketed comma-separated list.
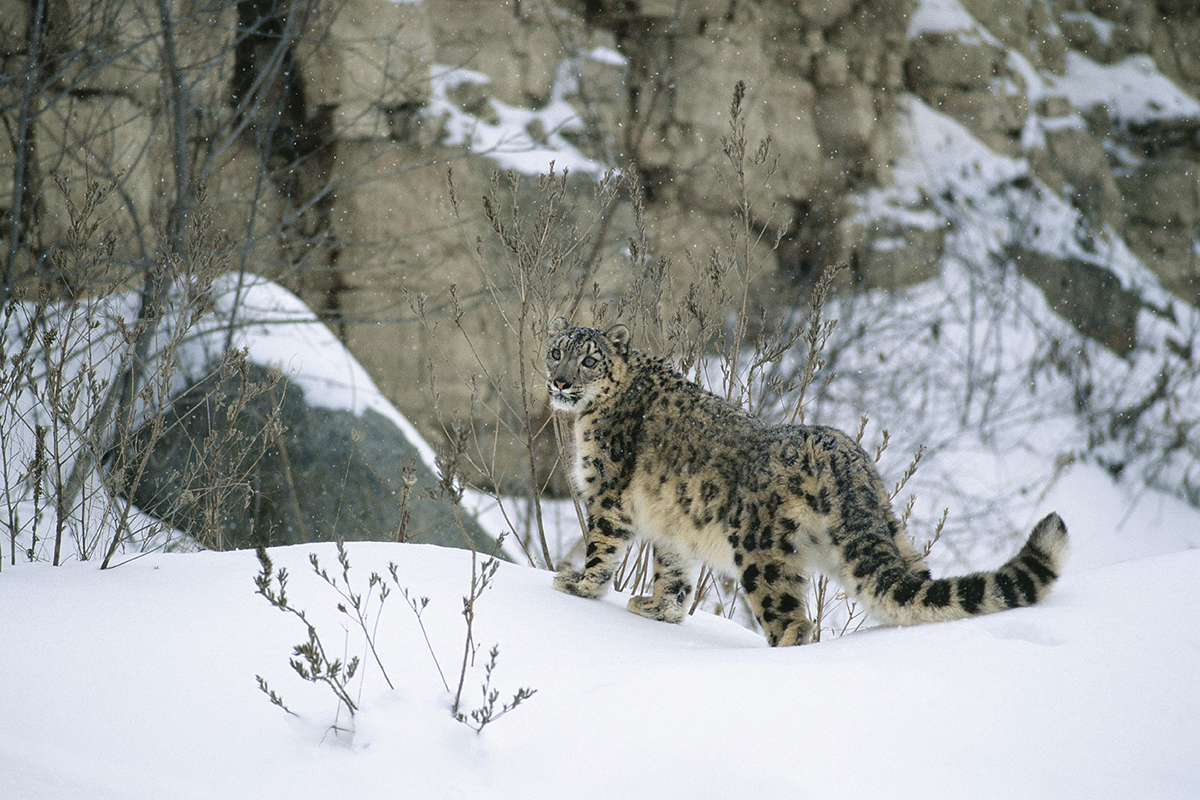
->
[553, 378, 572, 391]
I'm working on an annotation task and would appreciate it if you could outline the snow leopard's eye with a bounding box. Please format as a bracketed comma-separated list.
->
[549, 347, 561, 361]
[582, 355, 598, 368]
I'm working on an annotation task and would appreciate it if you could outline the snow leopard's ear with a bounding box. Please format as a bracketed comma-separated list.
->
[606, 324, 630, 353]
[549, 316, 569, 336]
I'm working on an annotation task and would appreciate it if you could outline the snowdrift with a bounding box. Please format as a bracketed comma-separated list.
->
[2, 479, 1198, 799]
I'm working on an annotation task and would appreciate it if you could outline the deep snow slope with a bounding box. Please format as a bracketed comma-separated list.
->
[2, 466, 1198, 800]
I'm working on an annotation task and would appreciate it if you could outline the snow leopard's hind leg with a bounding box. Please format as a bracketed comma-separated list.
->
[740, 554, 814, 646]
[627, 542, 695, 623]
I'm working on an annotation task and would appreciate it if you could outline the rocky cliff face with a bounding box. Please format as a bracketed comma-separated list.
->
[3, 0, 1198, 494]
[564, 0, 1199, 306]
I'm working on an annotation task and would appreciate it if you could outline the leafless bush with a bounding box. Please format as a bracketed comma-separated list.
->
[255, 521, 534, 736]
[254, 543, 364, 733]
[0, 174, 292, 567]
[405, 164, 626, 568]
[2, 0, 449, 565]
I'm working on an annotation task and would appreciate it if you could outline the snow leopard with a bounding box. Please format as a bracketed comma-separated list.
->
[545, 318, 1069, 646]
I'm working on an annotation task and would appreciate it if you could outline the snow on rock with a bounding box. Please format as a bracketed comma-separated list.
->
[846, 92, 1200, 531]
[427, 63, 605, 177]
[1050, 52, 1200, 124]
[201, 274, 442, 471]
[908, 0, 986, 38]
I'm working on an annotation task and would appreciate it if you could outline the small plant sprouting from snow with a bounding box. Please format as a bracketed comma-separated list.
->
[450, 545, 537, 732]
[254, 546, 361, 733]
[253, 540, 534, 738]
[459, 643, 536, 733]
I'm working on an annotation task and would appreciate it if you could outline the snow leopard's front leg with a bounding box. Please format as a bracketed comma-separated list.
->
[627, 542, 694, 623]
[554, 505, 635, 599]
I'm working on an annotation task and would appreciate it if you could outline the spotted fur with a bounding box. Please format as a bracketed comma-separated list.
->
[546, 319, 1068, 646]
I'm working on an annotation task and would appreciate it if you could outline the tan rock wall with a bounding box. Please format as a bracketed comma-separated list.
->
[6, 0, 1200, 492]
[427, 0, 561, 106]
[297, 0, 432, 139]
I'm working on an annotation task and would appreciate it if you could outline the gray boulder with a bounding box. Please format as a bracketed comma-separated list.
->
[118, 358, 502, 556]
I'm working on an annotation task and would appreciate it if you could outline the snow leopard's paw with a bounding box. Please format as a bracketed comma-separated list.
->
[553, 569, 607, 598]
[627, 594, 687, 624]
[773, 618, 814, 646]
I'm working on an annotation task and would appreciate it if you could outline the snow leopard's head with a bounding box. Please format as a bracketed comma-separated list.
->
[544, 318, 630, 414]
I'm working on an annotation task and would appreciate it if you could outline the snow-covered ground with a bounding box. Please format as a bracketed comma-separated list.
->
[2, 469, 1198, 799]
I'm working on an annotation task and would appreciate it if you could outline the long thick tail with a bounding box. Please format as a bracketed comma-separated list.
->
[863, 513, 1069, 627]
